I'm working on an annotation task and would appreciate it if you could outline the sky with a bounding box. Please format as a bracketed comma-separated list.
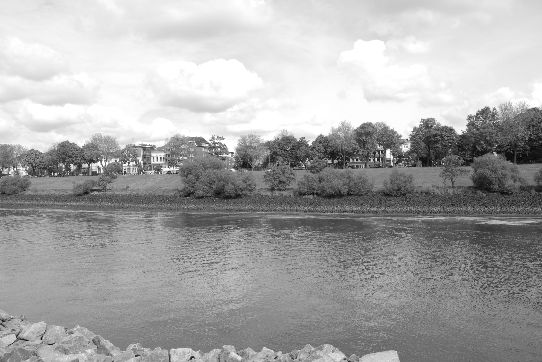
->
[1, 0, 542, 152]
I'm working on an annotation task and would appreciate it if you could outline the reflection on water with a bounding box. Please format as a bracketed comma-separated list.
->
[1, 209, 542, 362]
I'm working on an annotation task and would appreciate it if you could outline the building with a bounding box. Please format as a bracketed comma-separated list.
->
[348, 146, 394, 168]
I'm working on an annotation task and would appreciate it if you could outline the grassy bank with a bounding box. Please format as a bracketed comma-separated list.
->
[24, 164, 542, 195]
[2, 192, 542, 215]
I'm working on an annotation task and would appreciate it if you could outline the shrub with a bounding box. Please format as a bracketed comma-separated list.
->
[179, 157, 225, 179]
[73, 180, 97, 196]
[440, 155, 469, 188]
[264, 165, 295, 192]
[307, 159, 328, 174]
[343, 170, 373, 196]
[295, 169, 372, 197]
[316, 168, 349, 197]
[471, 154, 525, 194]
[296, 173, 319, 196]
[105, 162, 123, 175]
[0, 175, 31, 195]
[383, 170, 415, 196]
[97, 173, 117, 192]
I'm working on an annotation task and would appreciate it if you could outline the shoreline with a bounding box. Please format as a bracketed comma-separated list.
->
[1, 193, 542, 215]
[0, 309, 399, 362]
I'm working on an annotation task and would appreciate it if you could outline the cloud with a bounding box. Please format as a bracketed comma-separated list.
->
[0, 37, 67, 81]
[0, 73, 99, 105]
[532, 82, 542, 106]
[387, 36, 429, 54]
[338, 39, 434, 101]
[148, 59, 263, 112]
[8, 101, 89, 133]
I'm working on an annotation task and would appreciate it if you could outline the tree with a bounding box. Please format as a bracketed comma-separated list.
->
[163, 134, 189, 167]
[440, 155, 469, 188]
[0, 144, 15, 173]
[459, 106, 499, 162]
[21, 149, 44, 176]
[82, 142, 102, 176]
[410, 118, 457, 166]
[88, 133, 120, 168]
[311, 134, 338, 164]
[329, 121, 358, 168]
[266, 131, 298, 167]
[263, 164, 296, 193]
[375, 122, 402, 166]
[497, 102, 530, 163]
[42, 147, 61, 176]
[235, 134, 267, 170]
[354, 122, 378, 168]
[209, 135, 229, 157]
[56, 141, 83, 176]
[519, 107, 542, 162]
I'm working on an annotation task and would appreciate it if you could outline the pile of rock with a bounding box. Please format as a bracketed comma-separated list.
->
[0, 309, 399, 362]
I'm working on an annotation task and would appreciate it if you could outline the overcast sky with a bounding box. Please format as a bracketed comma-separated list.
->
[1, 0, 542, 151]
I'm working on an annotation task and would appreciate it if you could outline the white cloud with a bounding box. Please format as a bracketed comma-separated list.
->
[0, 37, 67, 81]
[388, 36, 429, 54]
[338, 39, 434, 101]
[8, 101, 89, 133]
[148, 59, 263, 112]
[532, 82, 542, 106]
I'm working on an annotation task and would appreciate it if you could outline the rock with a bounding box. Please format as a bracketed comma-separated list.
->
[294, 344, 314, 361]
[38, 344, 79, 362]
[218, 346, 243, 362]
[201, 348, 221, 362]
[348, 354, 359, 362]
[238, 347, 256, 360]
[1, 319, 28, 337]
[313, 344, 347, 362]
[7, 339, 42, 352]
[170, 347, 203, 362]
[0, 310, 12, 322]
[248, 347, 276, 362]
[140, 348, 169, 362]
[17, 321, 47, 342]
[0, 346, 36, 362]
[359, 351, 399, 362]
[55, 333, 97, 355]
[0, 335, 16, 349]
[127, 343, 149, 357]
[277, 353, 293, 362]
[113, 350, 137, 362]
[69, 326, 97, 340]
[42, 324, 67, 345]
[93, 335, 121, 357]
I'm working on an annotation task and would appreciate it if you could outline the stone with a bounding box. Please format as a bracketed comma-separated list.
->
[113, 350, 137, 362]
[277, 353, 293, 362]
[201, 348, 221, 362]
[348, 355, 359, 362]
[313, 344, 347, 362]
[43, 325, 67, 345]
[1, 319, 27, 337]
[37, 344, 79, 362]
[69, 326, 97, 340]
[127, 343, 150, 357]
[248, 347, 276, 362]
[55, 333, 97, 355]
[359, 351, 399, 362]
[294, 344, 314, 361]
[18, 321, 47, 342]
[93, 335, 121, 357]
[0, 335, 16, 349]
[170, 347, 202, 362]
[0, 346, 36, 362]
[0, 310, 12, 322]
[238, 347, 256, 360]
[140, 348, 169, 362]
[218, 346, 242, 362]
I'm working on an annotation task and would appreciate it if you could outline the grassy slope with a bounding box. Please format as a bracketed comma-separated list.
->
[24, 164, 541, 195]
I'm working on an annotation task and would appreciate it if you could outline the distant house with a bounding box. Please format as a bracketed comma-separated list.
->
[348, 146, 394, 168]
[185, 137, 211, 159]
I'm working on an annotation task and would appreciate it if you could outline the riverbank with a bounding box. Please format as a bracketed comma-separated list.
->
[1, 192, 542, 215]
[0, 309, 399, 362]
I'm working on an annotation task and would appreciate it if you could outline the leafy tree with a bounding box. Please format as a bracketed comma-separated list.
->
[21, 149, 44, 176]
[163, 134, 189, 167]
[354, 122, 378, 167]
[311, 134, 339, 164]
[235, 134, 267, 170]
[329, 121, 358, 168]
[520, 107, 542, 162]
[410, 118, 457, 166]
[105, 161, 123, 175]
[56, 140, 83, 175]
[307, 159, 328, 173]
[42, 148, 61, 176]
[440, 155, 469, 188]
[375, 122, 402, 166]
[266, 131, 298, 167]
[0, 144, 15, 173]
[209, 135, 229, 156]
[153, 164, 163, 174]
[459, 106, 499, 162]
[88, 133, 120, 168]
[263, 164, 296, 193]
[82, 142, 102, 175]
[497, 102, 530, 163]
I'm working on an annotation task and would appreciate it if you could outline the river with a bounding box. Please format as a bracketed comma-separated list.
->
[1, 208, 541, 361]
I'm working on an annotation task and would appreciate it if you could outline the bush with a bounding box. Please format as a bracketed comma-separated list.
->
[73, 180, 97, 196]
[0, 175, 31, 195]
[295, 169, 372, 197]
[307, 159, 328, 174]
[105, 162, 123, 175]
[97, 173, 117, 192]
[440, 155, 469, 188]
[471, 154, 525, 194]
[383, 170, 415, 196]
[264, 165, 295, 192]
[179, 157, 225, 179]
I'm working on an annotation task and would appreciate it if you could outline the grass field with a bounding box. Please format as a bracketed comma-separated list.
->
[24, 164, 542, 195]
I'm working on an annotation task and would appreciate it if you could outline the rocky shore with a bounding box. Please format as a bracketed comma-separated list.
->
[0, 310, 399, 362]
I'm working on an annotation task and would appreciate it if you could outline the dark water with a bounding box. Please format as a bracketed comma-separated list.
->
[1, 208, 541, 361]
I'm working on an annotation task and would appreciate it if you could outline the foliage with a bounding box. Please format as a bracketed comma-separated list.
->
[296, 169, 372, 197]
[383, 170, 415, 196]
[535, 168, 542, 189]
[0, 144, 26, 174]
[153, 164, 163, 174]
[208, 135, 229, 157]
[81, 142, 102, 175]
[497, 102, 530, 163]
[163, 134, 189, 167]
[354, 122, 378, 167]
[440, 155, 469, 188]
[105, 162, 123, 175]
[263, 164, 296, 192]
[56, 140, 83, 175]
[0, 175, 31, 195]
[307, 159, 328, 174]
[88, 133, 120, 167]
[266, 131, 311, 168]
[410, 118, 458, 166]
[310, 134, 340, 164]
[179, 157, 225, 178]
[471, 154, 525, 194]
[73, 180, 98, 196]
[21, 149, 44, 176]
[97, 173, 117, 192]
[375, 122, 402, 165]
[328, 121, 359, 168]
[234, 134, 267, 170]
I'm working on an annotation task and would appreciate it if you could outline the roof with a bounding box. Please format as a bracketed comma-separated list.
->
[186, 137, 210, 147]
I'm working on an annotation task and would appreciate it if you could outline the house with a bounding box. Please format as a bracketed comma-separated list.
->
[348, 146, 394, 168]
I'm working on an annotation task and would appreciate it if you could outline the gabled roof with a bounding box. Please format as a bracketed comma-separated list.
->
[187, 136, 210, 147]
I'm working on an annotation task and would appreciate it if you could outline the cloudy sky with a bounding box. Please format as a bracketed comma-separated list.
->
[1, 0, 542, 151]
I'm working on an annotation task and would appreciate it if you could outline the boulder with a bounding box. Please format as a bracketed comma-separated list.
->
[37, 344, 79, 362]
[313, 344, 347, 362]
[1, 319, 28, 337]
[359, 351, 399, 362]
[127, 343, 149, 357]
[0, 335, 16, 349]
[55, 333, 97, 355]
[69, 326, 97, 340]
[18, 321, 47, 342]
[238, 347, 256, 360]
[113, 350, 137, 362]
[0, 310, 12, 322]
[93, 335, 121, 357]
[140, 347, 169, 362]
[170, 347, 203, 362]
[201, 348, 221, 362]
[294, 344, 314, 361]
[43, 324, 67, 345]
[247, 347, 276, 362]
[348, 355, 359, 362]
[0, 346, 36, 362]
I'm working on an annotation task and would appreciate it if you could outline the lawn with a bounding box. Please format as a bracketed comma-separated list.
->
[24, 164, 542, 195]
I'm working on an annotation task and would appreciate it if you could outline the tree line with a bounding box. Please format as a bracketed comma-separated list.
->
[1, 101, 541, 176]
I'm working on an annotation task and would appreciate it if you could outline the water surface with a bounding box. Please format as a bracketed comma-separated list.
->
[1, 208, 541, 361]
